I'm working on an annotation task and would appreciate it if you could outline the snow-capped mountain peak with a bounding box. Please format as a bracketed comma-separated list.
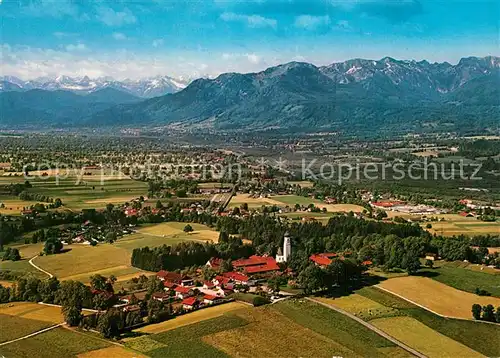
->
[0, 75, 190, 98]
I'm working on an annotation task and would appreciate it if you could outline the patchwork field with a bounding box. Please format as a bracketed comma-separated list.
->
[229, 194, 365, 213]
[425, 215, 500, 236]
[3, 222, 216, 281]
[419, 263, 500, 297]
[77, 346, 146, 358]
[228, 194, 283, 208]
[0, 314, 56, 344]
[357, 287, 500, 357]
[0, 302, 64, 324]
[377, 276, 500, 319]
[0, 327, 112, 358]
[127, 299, 411, 358]
[0, 198, 45, 215]
[371, 316, 483, 358]
[136, 302, 249, 334]
[270, 195, 365, 213]
[2, 176, 149, 211]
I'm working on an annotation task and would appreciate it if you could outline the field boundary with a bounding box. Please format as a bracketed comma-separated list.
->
[37, 301, 99, 313]
[375, 285, 500, 326]
[0, 322, 64, 347]
[29, 255, 54, 278]
[306, 297, 427, 358]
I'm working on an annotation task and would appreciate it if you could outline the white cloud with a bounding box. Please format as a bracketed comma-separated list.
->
[53, 32, 76, 38]
[221, 52, 262, 65]
[294, 15, 330, 30]
[65, 43, 87, 52]
[247, 53, 260, 64]
[96, 6, 136, 27]
[22, 0, 81, 18]
[220, 12, 277, 29]
[112, 32, 127, 41]
[152, 39, 164, 48]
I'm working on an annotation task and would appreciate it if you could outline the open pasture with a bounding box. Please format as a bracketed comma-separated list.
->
[377, 276, 500, 319]
[316, 294, 400, 321]
[371, 316, 483, 358]
[8, 222, 215, 281]
[0, 258, 47, 278]
[134, 222, 220, 243]
[31, 244, 131, 279]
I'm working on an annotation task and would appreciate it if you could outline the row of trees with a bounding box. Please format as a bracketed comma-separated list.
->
[471, 304, 500, 323]
[131, 236, 255, 272]
[298, 258, 365, 294]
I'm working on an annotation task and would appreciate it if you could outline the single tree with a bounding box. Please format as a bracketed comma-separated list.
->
[471, 304, 482, 320]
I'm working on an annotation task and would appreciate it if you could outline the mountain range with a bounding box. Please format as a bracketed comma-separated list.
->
[1, 56, 498, 135]
[0, 75, 188, 98]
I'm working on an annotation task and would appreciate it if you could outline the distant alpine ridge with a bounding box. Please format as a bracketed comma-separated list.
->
[0, 75, 188, 98]
[1, 56, 498, 135]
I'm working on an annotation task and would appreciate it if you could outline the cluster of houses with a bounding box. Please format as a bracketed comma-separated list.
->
[136, 241, 292, 313]
[370, 200, 444, 215]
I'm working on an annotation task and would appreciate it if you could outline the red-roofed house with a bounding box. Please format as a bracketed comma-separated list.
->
[125, 208, 138, 217]
[152, 292, 171, 302]
[203, 295, 223, 305]
[233, 255, 269, 268]
[157, 271, 193, 286]
[122, 304, 141, 313]
[232, 255, 280, 276]
[203, 281, 216, 290]
[244, 261, 280, 274]
[182, 297, 199, 310]
[163, 281, 177, 291]
[459, 211, 475, 217]
[206, 257, 222, 270]
[157, 270, 182, 282]
[174, 286, 193, 299]
[222, 272, 250, 285]
[310, 253, 335, 267]
[213, 275, 231, 287]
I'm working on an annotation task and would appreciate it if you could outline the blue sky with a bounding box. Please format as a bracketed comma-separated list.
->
[1, 0, 498, 80]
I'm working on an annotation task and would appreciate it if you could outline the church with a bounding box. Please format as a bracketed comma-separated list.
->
[276, 232, 292, 263]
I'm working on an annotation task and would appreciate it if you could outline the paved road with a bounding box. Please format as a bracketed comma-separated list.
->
[0, 323, 64, 347]
[306, 297, 428, 358]
[28, 255, 54, 278]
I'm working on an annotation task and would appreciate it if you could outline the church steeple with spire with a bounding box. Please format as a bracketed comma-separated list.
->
[276, 232, 291, 263]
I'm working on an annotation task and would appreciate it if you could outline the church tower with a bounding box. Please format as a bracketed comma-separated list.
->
[276, 232, 292, 263]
